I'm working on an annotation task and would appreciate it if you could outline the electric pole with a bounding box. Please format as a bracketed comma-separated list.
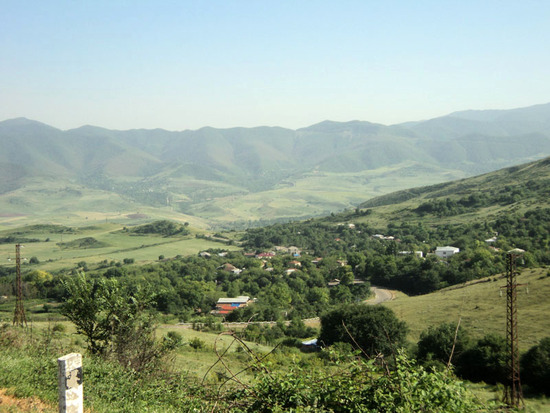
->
[503, 248, 524, 409]
[13, 243, 27, 327]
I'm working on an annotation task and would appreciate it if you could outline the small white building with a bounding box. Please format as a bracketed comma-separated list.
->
[435, 246, 460, 258]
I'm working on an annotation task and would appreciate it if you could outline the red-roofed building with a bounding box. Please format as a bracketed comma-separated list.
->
[214, 296, 251, 315]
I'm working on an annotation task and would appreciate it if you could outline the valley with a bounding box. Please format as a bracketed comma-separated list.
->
[2, 103, 550, 228]
[1, 107, 550, 412]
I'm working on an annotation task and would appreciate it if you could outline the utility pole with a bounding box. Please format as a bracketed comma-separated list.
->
[503, 248, 524, 409]
[13, 243, 28, 327]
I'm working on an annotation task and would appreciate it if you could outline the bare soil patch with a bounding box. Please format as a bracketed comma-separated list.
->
[0, 389, 54, 412]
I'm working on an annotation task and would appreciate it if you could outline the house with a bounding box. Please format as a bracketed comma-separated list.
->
[214, 296, 251, 315]
[289, 260, 302, 268]
[219, 263, 242, 274]
[372, 234, 395, 240]
[198, 251, 211, 258]
[273, 246, 301, 256]
[256, 252, 275, 259]
[435, 246, 460, 258]
[398, 251, 424, 258]
[287, 246, 301, 256]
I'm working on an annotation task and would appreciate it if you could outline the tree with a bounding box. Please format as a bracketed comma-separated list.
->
[417, 322, 470, 367]
[61, 274, 118, 354]
[318, 304, 407, 356]
[61, 274, 165, 371]
[521, 337, 550, 395]
[457, 334, 507, 384]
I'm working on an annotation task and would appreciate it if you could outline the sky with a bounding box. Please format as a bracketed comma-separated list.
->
[1, 0, 550, 131]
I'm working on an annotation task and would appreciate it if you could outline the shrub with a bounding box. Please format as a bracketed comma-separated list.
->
[228, 351, 492, 412]
[417, 322, 470, 367]
[319, 304, 407, 357]
[521, 337, 550, 395]
[52, 323, 66, 333]
[189, 337, 206, 351]
[457, 334, 507, 384]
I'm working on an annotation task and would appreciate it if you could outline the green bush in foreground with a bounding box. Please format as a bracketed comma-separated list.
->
[228, 351, 496, 412]
[0, 323, 498, 412]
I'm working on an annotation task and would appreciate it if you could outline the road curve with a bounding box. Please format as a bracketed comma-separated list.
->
[365, 286, 394, 305]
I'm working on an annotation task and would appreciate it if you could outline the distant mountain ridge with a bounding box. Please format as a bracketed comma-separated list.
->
[1, 103, 550, 226]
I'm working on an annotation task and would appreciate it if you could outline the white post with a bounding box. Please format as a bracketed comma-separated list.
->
[58, 353, 83, 413]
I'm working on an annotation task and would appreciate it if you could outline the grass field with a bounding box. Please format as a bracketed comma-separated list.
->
[384, 267, 550, 350]
[0, 222, 240, 272]
[0, 161, 464, 229]
[189, 164, 464, 226]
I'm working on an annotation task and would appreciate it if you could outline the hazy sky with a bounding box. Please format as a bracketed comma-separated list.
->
[2, 1, 549, 131]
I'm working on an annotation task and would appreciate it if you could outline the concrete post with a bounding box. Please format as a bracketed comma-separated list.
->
[58, 353, 83, 413]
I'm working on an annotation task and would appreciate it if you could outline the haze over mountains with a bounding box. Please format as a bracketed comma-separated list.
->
[1, 103, 550, 227]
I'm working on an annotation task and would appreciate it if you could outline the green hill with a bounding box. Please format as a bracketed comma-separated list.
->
[384, 267, 550, 350]
[2, 103, 550, 227]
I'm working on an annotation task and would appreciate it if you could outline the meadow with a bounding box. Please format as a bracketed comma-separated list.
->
[0, 222, 239, 272]
[384, 267, 550, 351]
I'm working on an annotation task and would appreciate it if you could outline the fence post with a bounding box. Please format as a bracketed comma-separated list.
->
[58, 353, 83, 413]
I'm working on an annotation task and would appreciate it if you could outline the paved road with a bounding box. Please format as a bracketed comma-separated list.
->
[365, 287, 394, 305]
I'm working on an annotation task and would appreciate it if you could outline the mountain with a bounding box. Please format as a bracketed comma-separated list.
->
[1, 103, 549, 227]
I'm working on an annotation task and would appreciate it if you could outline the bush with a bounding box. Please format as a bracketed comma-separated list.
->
[189, 337, 206, 351]
[280, 337, 302, 348]
[319, 304, 407, 357]
[228, 351, 492, 412]
[52, 323, 66, 333]
[457, 334, 507, 384]
[521, 337, 550, 395]
[163, 331, 183, 350]
[417, 322, 470, 367]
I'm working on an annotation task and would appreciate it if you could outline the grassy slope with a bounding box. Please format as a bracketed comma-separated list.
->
[0, 161, 465, 229]
[353, 157, 550, 229]
[197, 162, 465, 225]
[0, 222, 239, 272]
[384, 267, 550, 350]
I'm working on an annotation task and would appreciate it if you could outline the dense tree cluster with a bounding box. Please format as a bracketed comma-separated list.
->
[126, 220, 190, 236]
[242, 207, 550, 295]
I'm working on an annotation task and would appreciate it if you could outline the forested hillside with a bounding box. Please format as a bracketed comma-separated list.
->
[243, 156, 550, 295]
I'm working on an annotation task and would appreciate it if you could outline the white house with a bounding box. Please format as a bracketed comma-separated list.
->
[435, 246, 460, 258]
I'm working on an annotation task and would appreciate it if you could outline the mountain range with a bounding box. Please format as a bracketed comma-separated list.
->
[1, 103, 550, 227]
